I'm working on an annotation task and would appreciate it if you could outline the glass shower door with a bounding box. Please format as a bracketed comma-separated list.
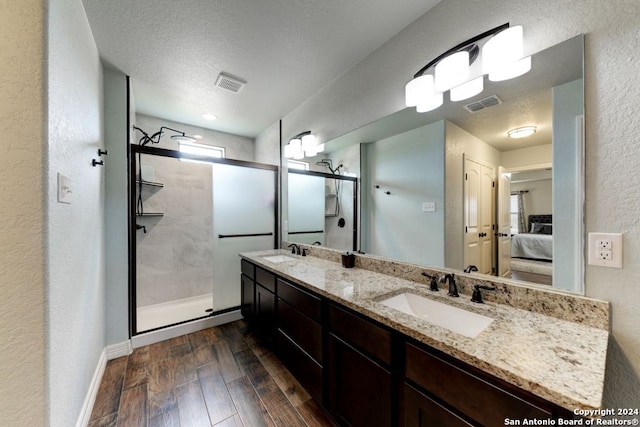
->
[211, 163, 276, 311]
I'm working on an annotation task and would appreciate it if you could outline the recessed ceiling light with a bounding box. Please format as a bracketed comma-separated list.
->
[193, 134, 203, 139]
[202, 113, 217, 121]
[508, 126, 537, 139]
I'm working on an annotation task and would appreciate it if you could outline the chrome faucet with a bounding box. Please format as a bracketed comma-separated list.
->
[287, 243, 301, 255]
[440, 273, 459, 297]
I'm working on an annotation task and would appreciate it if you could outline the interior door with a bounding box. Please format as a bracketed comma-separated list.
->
[479, 165, 495, 275]
[464, 159, 481, 269]
[497, 167, 512, 277]
[212, 163, 276, 311]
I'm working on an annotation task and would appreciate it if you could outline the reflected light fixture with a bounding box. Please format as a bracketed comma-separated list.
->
[507, 126, 537, 139]
[284, 131, 324, 159]
[405, 23, 531, 112]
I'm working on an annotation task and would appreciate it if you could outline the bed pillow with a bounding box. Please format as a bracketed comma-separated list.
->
[532, 223, 553, 235]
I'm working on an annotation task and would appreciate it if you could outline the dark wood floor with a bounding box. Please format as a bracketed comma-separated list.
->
[88, 320, 336, 427]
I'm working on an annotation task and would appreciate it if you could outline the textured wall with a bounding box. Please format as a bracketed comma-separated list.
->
[281, 0, 640, 407]
[47, 0, 105, 425]
[0, 1, 46, 426]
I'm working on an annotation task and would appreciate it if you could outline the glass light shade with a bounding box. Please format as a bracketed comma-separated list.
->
[416, 91, 443, 113]
[316, 143, 325, 153]
[482, 25, 524, 75]
[293, 150, 305, 160]
[301, 133, 316, 149]
[488, 56, 531, 82]
[405, 74, 435, 107]
[435, 51, 469, 92]
[507, 126, 537, 139]
[305, 147, 318, 157]
[450, 76, 484, 101]
[284, 138, 302, 158]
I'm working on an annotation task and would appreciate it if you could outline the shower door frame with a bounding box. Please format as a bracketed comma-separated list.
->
[287, 168, 358, 252]
[128, 144, 279, 337]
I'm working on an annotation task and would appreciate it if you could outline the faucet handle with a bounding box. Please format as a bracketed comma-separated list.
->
[421, 272, 439, 292]
[471, 284, 496, 303]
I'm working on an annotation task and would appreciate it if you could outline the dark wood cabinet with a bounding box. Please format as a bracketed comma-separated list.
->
[327, 333, 392, 427]
[276, 278, 324, 402]
[240, 260, 255, 321]
[255, 283, 276, 346]
[240, 260, 573, 427]
[327, 303, 393, 427]
[404, 383, 473, 427]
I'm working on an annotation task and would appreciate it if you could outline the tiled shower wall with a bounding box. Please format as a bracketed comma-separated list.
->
[136, 155, 214, 307]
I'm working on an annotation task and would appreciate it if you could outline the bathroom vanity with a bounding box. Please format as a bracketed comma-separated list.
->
[239, 247, 609, 427]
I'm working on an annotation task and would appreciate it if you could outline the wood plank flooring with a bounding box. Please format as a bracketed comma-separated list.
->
[89, 320, 336, 427]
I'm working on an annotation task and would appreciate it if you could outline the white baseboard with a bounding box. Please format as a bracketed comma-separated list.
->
[106, 340, 133, 360]
[131, 309, 243, 348]
[75, 348, 107, 427]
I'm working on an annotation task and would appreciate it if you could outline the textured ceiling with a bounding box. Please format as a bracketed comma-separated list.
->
[83, 0, 441, 137]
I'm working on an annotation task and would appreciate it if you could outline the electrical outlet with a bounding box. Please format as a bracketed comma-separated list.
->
[588, 233, 623, 268]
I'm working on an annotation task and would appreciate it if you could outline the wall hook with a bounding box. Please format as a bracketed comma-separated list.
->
[98, 149, 108, 156]
[92, 159, 104, 167]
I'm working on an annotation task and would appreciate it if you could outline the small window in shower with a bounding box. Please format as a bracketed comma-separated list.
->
[287, 159, 309, 170]
[179, 141, 225, 162]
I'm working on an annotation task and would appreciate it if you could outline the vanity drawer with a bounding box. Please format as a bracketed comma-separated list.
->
[328, 303, 391, 365]
[405, 342, 553, 426]
[255, 267, 276, 293]
[278, 299, 323, 363]
[277, 279, 322, 322]
[241, 259, 255, 279]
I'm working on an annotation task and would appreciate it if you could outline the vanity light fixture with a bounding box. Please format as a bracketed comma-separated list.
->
[284, 131, 325, 159]
[507, 126, 537, 139]
[405, 23, 531, 112]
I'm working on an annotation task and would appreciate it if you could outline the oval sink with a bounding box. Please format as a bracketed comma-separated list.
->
[262, 254, 297, 263]
[379, 292, 494, 338]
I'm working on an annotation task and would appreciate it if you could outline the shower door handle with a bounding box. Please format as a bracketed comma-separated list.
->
[218, 232, 274, 239]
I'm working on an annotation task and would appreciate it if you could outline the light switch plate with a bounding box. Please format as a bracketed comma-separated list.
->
[588, 232, 622, 268]
[422, 202, 436, 212]
[57, 173, 72, 204]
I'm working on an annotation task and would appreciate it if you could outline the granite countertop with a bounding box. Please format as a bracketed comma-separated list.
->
[240, 249, 609, 412]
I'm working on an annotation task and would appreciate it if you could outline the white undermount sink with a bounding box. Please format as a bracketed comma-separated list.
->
[262, 254, 297, 263]
[379, 292, 494, 338]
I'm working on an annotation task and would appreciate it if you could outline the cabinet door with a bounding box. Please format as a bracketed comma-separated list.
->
[404, 383, 473, 427]
[327, 334, 392, 427]
[240, 273, 254, 320]
[255, 284, 276, 346]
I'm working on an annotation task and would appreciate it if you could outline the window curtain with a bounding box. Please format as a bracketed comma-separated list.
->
[512, 191, 527, 233]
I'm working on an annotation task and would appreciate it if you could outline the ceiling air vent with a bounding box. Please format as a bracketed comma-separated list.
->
[215, 72, 246, 93]
[464, 95, 502, 113]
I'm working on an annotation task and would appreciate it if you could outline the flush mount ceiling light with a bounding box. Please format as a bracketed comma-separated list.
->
[284, 131, 325, 159]
[508, 126, 537, 139]
[405, 23, 531, 112]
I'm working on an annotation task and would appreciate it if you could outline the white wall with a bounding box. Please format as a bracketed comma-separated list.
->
[0, 1, 47, 426]
[501, 144, 552, 169]
[47, 0, 106, 426]
[255, 120, 281, 166]
[280, 0, 640, 407]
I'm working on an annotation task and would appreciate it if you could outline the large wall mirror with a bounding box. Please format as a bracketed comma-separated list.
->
[286, 34, 584, 294]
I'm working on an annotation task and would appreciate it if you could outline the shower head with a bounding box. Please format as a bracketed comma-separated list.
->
[316, 159, 343, 175]
[133, 125, 195, 145]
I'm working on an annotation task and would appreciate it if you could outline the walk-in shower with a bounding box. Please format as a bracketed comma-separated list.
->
[130, 130, 277, 335]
